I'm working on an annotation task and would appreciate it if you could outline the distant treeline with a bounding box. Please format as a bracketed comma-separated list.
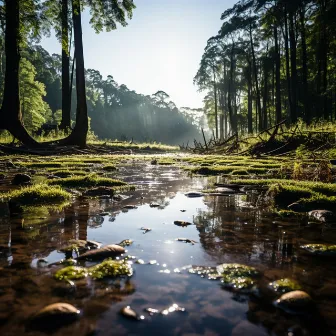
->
[0, 44, 204, 145]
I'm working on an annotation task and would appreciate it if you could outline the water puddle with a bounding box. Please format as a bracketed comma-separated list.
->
[0, 163, 335, 335]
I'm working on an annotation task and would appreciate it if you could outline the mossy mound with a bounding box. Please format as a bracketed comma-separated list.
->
[88, 259, 133, 279]
[5, 184, 71, 205]
[54, 266, 88, 281]
[102, 165, 117, 171]
[300, 244, 336, 256]
[48, 175, 127, 188]
[268, 278, 302, 294]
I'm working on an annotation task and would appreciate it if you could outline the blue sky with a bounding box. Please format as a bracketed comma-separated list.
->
[42, 0, 236, 108]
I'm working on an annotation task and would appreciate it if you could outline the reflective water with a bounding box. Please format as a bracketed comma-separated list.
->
[0, 163, 335, 335]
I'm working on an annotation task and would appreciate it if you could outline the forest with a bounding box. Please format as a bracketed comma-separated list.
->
[0, 0, 202, 148]
[195, 0, 336, 139]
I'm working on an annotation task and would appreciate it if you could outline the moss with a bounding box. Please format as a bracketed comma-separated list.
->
[300, 244, 336, 255]
[102, 165, 117, 171]
[54, 266, 88, 281]
[297, 194, 336, 212]
[269, 278, 302, 294]
[46, 169, 88, 177]
[221, 275, 255, 290]
[268, 184, 316, 208]
[48, 175, 127, 188]
[88, 259, 133, 279]
[230, 169, 249, 176]
[19, 162, 63, 168]
[5, 184, 71, 205]
[217, 263, 260, 278]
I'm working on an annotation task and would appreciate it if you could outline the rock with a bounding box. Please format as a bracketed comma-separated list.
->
[59, 239, 101, 253]
[308, 210, 336, 223]
[300, 244, 336, 257]
[120, 306, 142, 320]
[140, 227, 151, 234]
[123, 205, 138, 210]
[76, 244, 125, 260]
[185, 191, 203, 198]
[176, 238, 197, 245]
[118, 239, 133, 247]
[149, 203, 160, 208]
[268, 278, 302, 294]
[215, 187, 238, 194]
[29, 303, 80, 331]
[99, 212, 110, 216]
[150, 159, 157, 165]
[174, 220, 192, 227]
[274, 290, 313, 313]
[288, 202, 307, 212]
[11, 173, 31, 185]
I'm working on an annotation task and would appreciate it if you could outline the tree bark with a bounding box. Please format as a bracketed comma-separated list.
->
[274, 25, 282, 123]
[289, 9, 297, 123]
[59, 0, 88, 147]
[0, 0, 39, 146]
[60, 0, 71, 130]
[247, 60, 253, 133]
[213, 67, 218, 139]
[249, 24, 262, 131]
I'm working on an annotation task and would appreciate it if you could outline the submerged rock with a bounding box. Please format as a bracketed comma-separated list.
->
[59, 239, 101, 253]
[88, 259, 133, 279]
[185, 191, 204, 198]
[174, 220, 192, 227]
[76, 244, 125, 260]
[120, 306, 144, 320]
[149, 203, 160, 208]
[308, 210, 336, 223]
[300, 244, 336, 257]
[268, 278, 302, 294]
[29, 303, 80, 331]
[11, 173, 31, 185]
[118, 239, 133, 247]
[274, 290, 313, 313]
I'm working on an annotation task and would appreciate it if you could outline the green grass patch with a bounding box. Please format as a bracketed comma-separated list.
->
[48, 174, 127, 188]
[4, 184, 71, 205]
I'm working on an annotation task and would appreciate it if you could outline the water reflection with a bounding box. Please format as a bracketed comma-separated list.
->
[0, 163, 335, 335]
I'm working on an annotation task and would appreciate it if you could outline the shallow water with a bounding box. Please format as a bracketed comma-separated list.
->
[0, 162, 335, 335]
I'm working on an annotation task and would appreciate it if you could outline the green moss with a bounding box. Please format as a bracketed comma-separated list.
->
[269, 278, 302, 293]
[19, 162, 63, 168]
[268, 184, 316, 208]
[230, 170, 249, 176]
[5, 184, 71, 205]
[54, 266, 88, 280]
[46, 169, 88, 177]
[300, 244, 336, 255]
[221, 275, 255, 290]
[297, 194, 336, 212]
[88, 259, 133, 279]
[48, 175, 127, 188]
[102, 165, 117, 171]
[217, 263, 260, 278]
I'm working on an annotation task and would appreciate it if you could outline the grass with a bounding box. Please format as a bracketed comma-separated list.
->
[4, 184, 71, 205]
[47, 174, 127, 188]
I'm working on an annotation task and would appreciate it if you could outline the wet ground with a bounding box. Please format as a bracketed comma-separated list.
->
[0, 162, 336, 335]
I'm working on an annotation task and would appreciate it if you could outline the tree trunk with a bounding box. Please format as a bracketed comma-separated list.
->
[60, 0, 71, 130]
[228, 42, 237, 134]
[262, 57, 268, 129]
[247, 60, 253, 133]
[274, 24, 282, 123]
[213, 68, 218, 139]
[0, 0, 39, 146]
[289, 9, 297, 123]
[283, 6, 292, 123]
[60, 0, 88, 147]
[249, 25, 262, 131]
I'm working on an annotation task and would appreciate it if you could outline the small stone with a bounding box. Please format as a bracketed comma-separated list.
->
[123, 205, 138, 210]
[77, 244, 125, 260]
[29, 303, 80, 331]
[185, 191, 203, 198]
[11, 173, 31, 185]
[274, 290, 313, 313]
[140, 227, 151, 234]
[120, 306, 143, 320]
[150, 159, 157, 165]
[174, 220, 192, 227]
[150, 203, 160, 208]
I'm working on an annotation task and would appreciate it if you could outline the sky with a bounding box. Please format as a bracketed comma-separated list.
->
[42, 0, 236, 109]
